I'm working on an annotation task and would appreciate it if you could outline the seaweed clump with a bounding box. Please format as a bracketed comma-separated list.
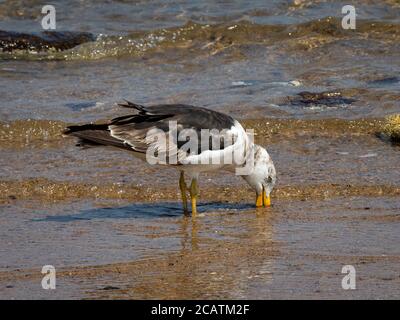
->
[381, 114, 400, 142]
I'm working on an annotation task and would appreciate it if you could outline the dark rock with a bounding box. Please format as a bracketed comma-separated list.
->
[0, 30, 95, 52]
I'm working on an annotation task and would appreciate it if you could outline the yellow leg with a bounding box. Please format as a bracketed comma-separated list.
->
[256, 188, 272, 207]
[263, 191, 271, 207]
[189, 178, 198, 216]
[179, 171, 188, 214]
[256, 193, 263, 207]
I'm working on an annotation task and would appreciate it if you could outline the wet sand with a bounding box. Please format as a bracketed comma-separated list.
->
[1, 197, 399, 299]
[0, 117, 399, 299]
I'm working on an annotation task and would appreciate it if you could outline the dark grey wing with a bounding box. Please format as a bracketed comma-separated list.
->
[64, 102, 237, 163]
[109, 103, 237, 161]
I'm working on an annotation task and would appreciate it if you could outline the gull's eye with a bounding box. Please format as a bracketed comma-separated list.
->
[266, 176, 273, 184]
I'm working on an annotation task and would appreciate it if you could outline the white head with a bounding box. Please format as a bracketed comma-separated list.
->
[242, 144, 276, 207]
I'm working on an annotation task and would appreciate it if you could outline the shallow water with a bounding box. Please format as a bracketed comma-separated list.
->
[0, 0, 400, 299]
[1, 196, 400, 299]
[1, 2, 399, 121]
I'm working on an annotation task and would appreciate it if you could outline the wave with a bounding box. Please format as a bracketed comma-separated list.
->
[1, 18, 399, 61]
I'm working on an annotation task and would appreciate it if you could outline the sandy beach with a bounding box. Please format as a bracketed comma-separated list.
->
[1, 117, 400, 299]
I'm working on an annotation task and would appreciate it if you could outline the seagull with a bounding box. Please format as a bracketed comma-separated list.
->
[63, 101, 276, 215]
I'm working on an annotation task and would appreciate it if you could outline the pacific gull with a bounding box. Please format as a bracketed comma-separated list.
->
[63, 101, 276, 215]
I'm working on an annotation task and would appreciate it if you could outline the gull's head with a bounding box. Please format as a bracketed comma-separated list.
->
[242, 144, 276, 207]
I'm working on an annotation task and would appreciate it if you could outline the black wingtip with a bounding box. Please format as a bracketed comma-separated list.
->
[117, 100, 146, 112]
[62, 123, 109, 136]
